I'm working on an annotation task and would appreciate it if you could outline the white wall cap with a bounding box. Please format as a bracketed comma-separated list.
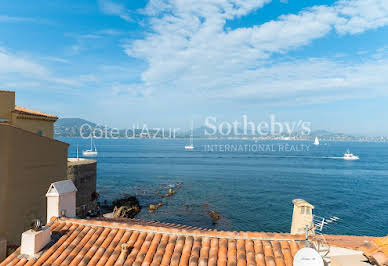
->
[46, 180, 77, 197]
[292, 199, 314, 209]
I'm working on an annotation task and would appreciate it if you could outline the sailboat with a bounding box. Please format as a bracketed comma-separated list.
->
[185, 121, 195, 150]
[314, 137, 320, 146]
[83, 136, 98, 157]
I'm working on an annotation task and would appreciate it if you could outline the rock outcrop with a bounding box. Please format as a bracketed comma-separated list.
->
[208, 210, 220, 221]
[112, 196, 141, 218]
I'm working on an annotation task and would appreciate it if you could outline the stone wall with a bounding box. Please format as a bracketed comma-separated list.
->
[67, 159, 97, 215]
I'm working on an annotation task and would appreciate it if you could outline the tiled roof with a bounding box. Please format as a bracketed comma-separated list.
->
[366, 236, 388, 265]
[321, 234, 388, 265]
[1, 217, 307, 266]
[13, 106, 58, 120]
[2, 217, 387, 266]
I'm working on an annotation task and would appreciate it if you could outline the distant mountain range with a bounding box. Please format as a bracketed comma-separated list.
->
[55, 118, 96, 137]
[55, 118, 174, 138]
[54, 118, 387, 141]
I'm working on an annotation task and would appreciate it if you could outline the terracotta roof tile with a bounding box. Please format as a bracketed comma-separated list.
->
[13, 106, 58, 120]
[3, 217, 380, 266]
[370, 236, 388, 265]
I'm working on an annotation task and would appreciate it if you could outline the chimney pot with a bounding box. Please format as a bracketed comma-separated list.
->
[121, 243, 129, 253]
[31, 219, 43, 232]
[119, 243, 129, 261]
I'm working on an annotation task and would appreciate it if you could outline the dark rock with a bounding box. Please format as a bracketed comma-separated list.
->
[148, 202, 164, 214]
[111, 196, 141, 218]
[208, 210, 220, 221]
[113, 205, 140, 218]
[112, 196, 140, 208]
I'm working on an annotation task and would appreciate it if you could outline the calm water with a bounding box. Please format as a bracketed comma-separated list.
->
[61, 138, 388, 236]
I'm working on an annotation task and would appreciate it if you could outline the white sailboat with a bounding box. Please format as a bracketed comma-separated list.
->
[314, 137, 320, 146]
[83, 136, 98, 157]
[185, 121, 195, 150]
[343, 149, 359, 160]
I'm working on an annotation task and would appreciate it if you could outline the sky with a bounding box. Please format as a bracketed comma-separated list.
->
[1, 0, 388, 135]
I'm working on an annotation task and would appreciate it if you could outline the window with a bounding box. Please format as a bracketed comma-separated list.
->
[300, 206, 305, 214]
[37, 130, 43, 136]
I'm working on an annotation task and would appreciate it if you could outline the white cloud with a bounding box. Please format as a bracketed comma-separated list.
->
[206, 55, 388, 101]
[0, 15, 52, 24]
[98, 0, 132, 22]
[0, 15, 35, 23]
[123, 0, 388, 104]
[0, 48, 79, 88]
[0, 49, 48, 77]
[111, 82, 152, 97]
[41, 56, 70, 64]
[335, 0, 388, 34]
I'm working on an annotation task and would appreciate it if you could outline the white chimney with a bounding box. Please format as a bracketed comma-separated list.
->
[46, 180, 78, 223]
[20, 227, 51, 257]
[290, 199, 315, 235]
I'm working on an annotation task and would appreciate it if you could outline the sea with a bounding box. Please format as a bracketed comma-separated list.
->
[60, 138, 388, 237]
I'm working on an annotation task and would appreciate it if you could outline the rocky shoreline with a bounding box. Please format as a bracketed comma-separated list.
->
[96, 181, 222, 225]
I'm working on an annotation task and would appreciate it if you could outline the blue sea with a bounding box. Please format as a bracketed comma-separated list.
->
[61, 138, 388, 237]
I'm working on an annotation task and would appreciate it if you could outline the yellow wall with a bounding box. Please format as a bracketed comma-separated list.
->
[0, 91, 15, 122]
[11, 113, 55, 138]
[0, 124, 68, 245]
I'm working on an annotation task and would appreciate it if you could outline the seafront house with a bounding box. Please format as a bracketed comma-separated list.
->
[0, 90, 69, 258]
[0, 90, 57, 138]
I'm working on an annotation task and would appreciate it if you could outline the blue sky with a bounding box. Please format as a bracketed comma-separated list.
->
[1, 0, 388, 135]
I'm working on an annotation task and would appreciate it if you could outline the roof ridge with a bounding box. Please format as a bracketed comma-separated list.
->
[13, 105, 58, 119]
[58, 217, 305, 241]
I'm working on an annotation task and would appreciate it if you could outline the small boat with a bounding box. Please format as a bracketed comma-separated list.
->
[184, 144, 194, 150]
[343, 149, 359, 160]
[83, 137, 98, 157]
[314, 137, 319, 146]
[185, 121, 195, 150]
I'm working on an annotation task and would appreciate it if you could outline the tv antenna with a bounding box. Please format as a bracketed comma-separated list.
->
[305, 215, 341, 258]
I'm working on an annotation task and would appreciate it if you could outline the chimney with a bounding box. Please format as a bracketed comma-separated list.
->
[290, 199, 315, 235]
[20, 221, 51, 257]
[46, 180, 78, 223]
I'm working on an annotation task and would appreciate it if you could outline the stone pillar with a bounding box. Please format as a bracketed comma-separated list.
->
[67, 159, 97, 215]
[290, 199, 315, 235]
